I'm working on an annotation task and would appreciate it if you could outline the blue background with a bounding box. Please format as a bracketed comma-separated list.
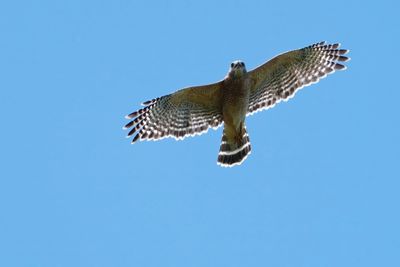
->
[1, 1, 399, 266]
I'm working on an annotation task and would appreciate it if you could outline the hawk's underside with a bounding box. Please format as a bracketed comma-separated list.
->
[124, 41, 350, 167]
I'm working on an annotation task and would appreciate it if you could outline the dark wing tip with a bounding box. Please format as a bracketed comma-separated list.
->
[141, 97, 160, 106]
[123, 120, 134, 130]
[334, 63, 347, 71]
[142, 100, 152, 106]
[338, 49, 350, 55]
[131, 134, 140, 144]
[125, 112, 137, 119]
[337, 55, 350, 62]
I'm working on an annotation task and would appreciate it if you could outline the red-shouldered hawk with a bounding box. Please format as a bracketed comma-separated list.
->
[124, 41, 350, 167]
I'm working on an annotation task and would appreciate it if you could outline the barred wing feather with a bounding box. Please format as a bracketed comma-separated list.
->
[247, 41, 350, 115]
[124, 82, 223, 143]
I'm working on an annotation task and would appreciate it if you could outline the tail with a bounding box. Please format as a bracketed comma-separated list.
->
[217, 125, 251, 167]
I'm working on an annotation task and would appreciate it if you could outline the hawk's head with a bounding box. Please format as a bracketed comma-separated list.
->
[228, 60, 247, 77]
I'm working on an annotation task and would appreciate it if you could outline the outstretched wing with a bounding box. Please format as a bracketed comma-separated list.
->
[247, 41, 350, 115]
[124, 82, 223, 143]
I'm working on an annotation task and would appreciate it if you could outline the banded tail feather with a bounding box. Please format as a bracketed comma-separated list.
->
[217, 126, 251, 167]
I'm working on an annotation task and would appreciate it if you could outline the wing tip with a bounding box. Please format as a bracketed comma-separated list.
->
[125, 114, 135, 119]
[131, 134, 140, 144]
[141, 97, 161, 106]
[334, 63, 347, 71]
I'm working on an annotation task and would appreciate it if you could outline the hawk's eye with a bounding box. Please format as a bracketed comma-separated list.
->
[231, 63, 234, 68]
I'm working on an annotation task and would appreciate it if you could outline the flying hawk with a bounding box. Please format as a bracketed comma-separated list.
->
[124, 41, 350, 167]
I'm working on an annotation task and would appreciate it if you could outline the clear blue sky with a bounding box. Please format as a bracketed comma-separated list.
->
[1, 1, 399, 266]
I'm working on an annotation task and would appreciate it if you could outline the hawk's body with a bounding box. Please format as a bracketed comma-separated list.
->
[124, 42, 350, 167]
[218, 61, 252, 165]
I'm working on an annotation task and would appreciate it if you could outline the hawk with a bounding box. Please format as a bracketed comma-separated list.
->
[124, 41, 350, 167]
